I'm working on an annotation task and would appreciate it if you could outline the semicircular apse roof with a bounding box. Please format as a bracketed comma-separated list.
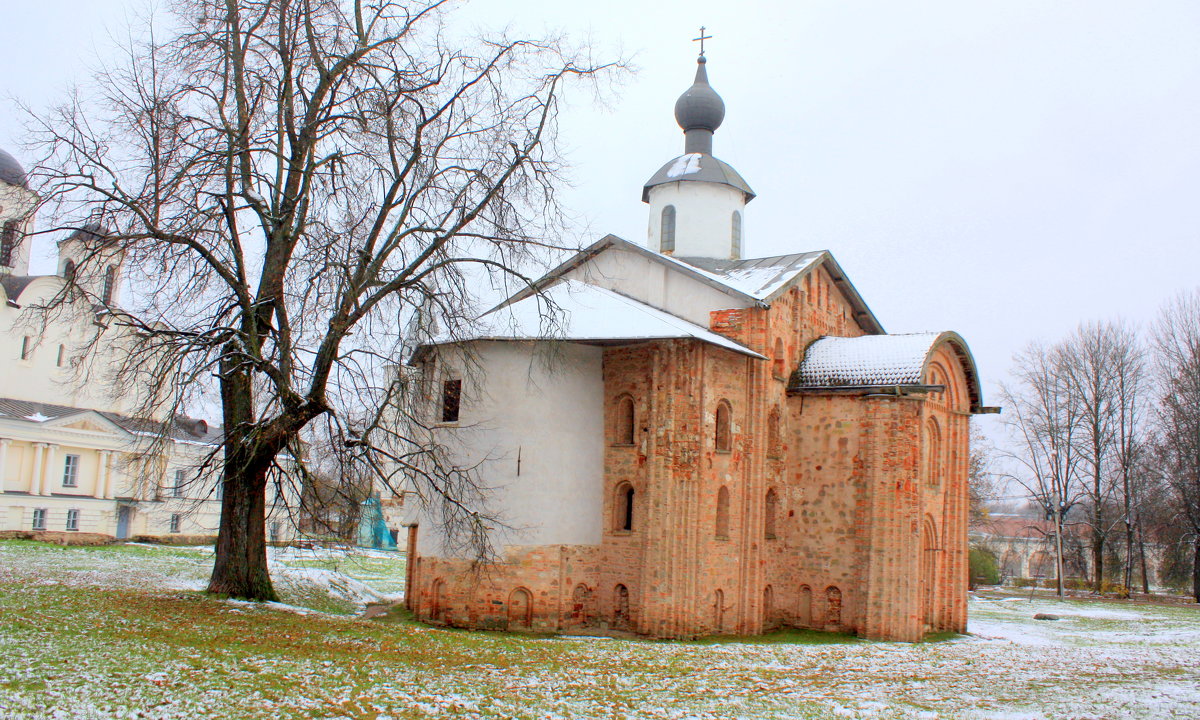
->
[795, 332, 947, 387]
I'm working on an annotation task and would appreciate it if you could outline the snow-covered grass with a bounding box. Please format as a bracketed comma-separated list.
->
[1, 540, 1197, 719]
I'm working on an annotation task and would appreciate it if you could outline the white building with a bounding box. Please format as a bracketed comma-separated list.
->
[0, 147, 293, 541]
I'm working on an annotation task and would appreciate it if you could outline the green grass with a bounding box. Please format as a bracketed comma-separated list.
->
[1, 540, 1198, 719]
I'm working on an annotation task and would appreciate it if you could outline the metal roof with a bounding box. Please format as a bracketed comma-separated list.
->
[417, 279, 764, 360]
[0, 148, 28, 188]
[1, 275, 40, 303]
[0, 397, 222, 445]
[642, 153, 755, 203]
[789, 331, 983, 408]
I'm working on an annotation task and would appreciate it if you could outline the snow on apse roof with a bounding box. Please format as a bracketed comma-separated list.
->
[795, 333, 946, 387]
[430, 279, 764, 358]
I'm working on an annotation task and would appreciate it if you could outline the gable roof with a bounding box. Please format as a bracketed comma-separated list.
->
[418, 279, 764, 360]
[496, 235, 884, 334]
[0, 397, 222, 445]
[789, 331, 983, 409]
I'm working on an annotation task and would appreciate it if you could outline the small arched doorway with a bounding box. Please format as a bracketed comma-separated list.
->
[508, 587, 533, 630]
[613, 584, 631, 630]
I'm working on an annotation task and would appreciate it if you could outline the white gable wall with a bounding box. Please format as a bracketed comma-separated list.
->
[416, 340, 605, 557]
[563, 246, 753, 328]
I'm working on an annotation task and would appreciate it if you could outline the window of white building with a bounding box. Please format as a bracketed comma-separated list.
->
[270, 522, 281, 543]
[20, 336, 31, 361]
[32, 508, 46, 531]
[62, 455, 80, 488]
[169, 514, 181, 533]
[66, 509, 80, 531]
[173, 469, 185, 498]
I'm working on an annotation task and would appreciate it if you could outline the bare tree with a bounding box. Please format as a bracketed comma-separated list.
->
[1150, 290, 1200, 602]
[1059, 320, 1147, 592]
[28, 0, 615, 600]
[968, 419, 997, 524]
[1000, 341, 1086, 597]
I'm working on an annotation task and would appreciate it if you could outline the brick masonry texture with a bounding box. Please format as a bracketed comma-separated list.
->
[408, 264, 972, 641]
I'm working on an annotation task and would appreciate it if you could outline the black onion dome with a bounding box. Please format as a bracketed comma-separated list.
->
[673, 56, 725, 132]
[0, 148, 27, 188]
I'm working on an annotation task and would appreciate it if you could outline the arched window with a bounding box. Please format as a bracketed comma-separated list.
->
[615, 395, 635, 445]
[730, 211, 742, 259]
[0, 221, 18, 267]
[714, 401, 732, 452]
[764, 488, 778, 539]
[767, 409, 782, 459]
[102, 265, 116, 304]
[799, 585, 813, 626]
[826, 586, 842, 626]
[773, 337, 785, 378]
[715, 485, 730, 539]
[925, 418, 942, 486]
[660, 205, 676, 253]
[615, 482, 635, 531]
[613, 584, 630, 629]
[63, 259, 76, 281]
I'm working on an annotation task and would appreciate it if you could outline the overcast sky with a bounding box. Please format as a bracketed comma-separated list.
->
[3, 1, 1199, 444]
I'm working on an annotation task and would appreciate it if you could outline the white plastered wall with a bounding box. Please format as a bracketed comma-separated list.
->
[646, 181, 747, 261]
[415, 340, 605, 558]
[563, 245, 753, 328]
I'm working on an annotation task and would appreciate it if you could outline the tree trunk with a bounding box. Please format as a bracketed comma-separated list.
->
[1137, 521, 1150, 594]
[207, 453, 276, 601]
[1054, 512, 1065, 598]
[1193, 539, 1200, 604]
[206, 347, 279, 602]
[1123, 517, 1135, 597]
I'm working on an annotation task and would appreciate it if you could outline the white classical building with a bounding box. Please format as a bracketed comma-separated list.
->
[0, 147, 293, 541]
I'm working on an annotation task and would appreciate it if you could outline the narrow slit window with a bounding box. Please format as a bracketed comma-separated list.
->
[616, 396, 635, 445]
[0, 221, 18, 267]
[714, 401, 732, 452]
[715, 486, 730, 539]
[616, 483, 635, 531]
[660, 205, 676, 253]
[20, 337, 31, 361]
[441, 379, 462, 423]
[730, 211, 742, 259]
[103, 266, 117, 304]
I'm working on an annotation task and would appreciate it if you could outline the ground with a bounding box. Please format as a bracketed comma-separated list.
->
[0, 541, 1196, 719]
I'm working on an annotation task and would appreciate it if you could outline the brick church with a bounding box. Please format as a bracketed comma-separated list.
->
[403, 51, 987, 642]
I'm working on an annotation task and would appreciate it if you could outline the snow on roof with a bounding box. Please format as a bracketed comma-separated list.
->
[427, 279, 764, 358]
[677, 252, 826, 300]
[795, 333, 946, 387]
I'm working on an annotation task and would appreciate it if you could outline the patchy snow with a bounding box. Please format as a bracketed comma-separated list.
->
[2, 543, 1199, 720]
[797, 332, 946, 387]
[437, 278, 764, 358]
[23, 412, 50, 422]
[665, 153, 703, 178]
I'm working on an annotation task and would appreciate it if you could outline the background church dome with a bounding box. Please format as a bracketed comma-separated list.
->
[0, 148, 28, 188]
[673, 57, 725, 133]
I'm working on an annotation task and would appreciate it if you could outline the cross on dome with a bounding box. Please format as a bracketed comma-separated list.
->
[693, 26, 712, 57]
